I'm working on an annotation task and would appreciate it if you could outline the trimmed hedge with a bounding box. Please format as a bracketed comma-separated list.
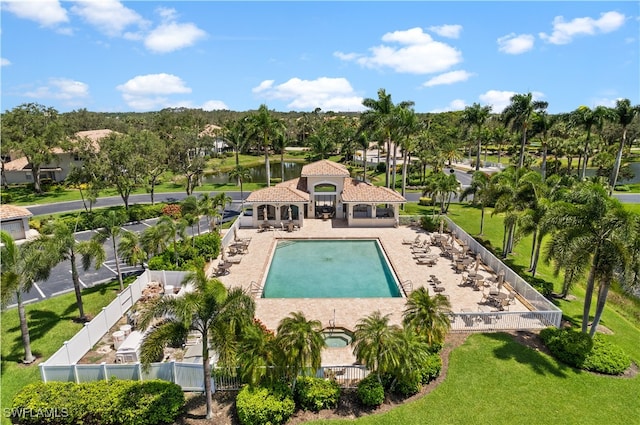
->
[582, 334, 631, 375]
[236, 384, 295, 425]
[293, 376, 340, 412]
[540, 327, 594, 368]
[356, 374, 385, 408]
[11, 379, 184, 425]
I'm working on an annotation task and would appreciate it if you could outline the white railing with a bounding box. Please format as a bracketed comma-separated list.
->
[444, 217, 562, 327]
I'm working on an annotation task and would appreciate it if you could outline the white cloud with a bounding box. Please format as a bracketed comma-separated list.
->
[201, 100, 229, 111]
[2, 0, 68, 27]
[145, 22, 207, 53]
[423, 70, 474, 87]
[252, 80, 275, 93]
[252, 77, 364, 112]
[71, 0, 146, 37]
[117, 73, 192, 110]
[428, 24, 462, 39]
[430, 99, 467, 113]
[338, 27, 462, 74]
[478, 90, 545, 113]
[1, 58, 12, 67]
[497, 33, 535, 54]
[23, 78, 89, 106]
[539, 11, 626, 45]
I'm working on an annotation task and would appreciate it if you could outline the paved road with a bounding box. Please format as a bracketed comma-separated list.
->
[12, 170, 638, 307]
[9, 205, 241, 309]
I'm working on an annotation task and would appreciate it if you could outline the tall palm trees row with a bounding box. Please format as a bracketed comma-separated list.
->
[461, 167, 640, 337]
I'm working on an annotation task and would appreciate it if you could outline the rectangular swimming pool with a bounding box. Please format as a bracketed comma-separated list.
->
[262, 239, 402, 298]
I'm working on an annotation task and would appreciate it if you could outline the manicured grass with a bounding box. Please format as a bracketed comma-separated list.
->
[0, 280, 121, 425]
[307, 333, 639, 425]
[444, 203, 640, 363]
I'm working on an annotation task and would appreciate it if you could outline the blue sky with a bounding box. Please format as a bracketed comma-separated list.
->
[1, 1, 638, 115]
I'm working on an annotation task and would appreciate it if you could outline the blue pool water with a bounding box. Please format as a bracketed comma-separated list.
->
[262, 240, 401, 298]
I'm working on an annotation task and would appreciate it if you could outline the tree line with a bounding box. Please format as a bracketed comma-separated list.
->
[2, 92, 638, 204]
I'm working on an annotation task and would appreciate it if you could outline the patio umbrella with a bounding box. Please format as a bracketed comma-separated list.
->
[475, 253, 481, 272]
[263, 207, 268, 221]
[287, 206, 292, 221]
[221, 249, 228, 263]
[497, 270, 505, 285]
[439, 219, 444, 234]
[233, 227, 239, 242]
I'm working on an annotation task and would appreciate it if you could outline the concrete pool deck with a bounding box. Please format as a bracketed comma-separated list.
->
[215, 219, 531, 365]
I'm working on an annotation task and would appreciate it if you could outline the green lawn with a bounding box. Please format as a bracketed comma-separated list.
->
[308, 333, 639, 425]
[0, 280, 121, 425]
[1, 202, 639, 425]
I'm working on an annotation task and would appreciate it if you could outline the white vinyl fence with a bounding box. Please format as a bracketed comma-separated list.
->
[444, 217, 562, 330]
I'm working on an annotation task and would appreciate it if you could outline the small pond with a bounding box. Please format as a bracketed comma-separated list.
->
[203, 162, 305, 184]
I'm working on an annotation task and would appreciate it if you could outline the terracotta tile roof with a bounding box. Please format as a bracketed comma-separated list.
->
[246, 183, 310, 203]
[276, 177, 308, 193]
[301, 160, 350, 177]
[0, 204, 32, 220]
[3, 156, 29, 171]
[341, 178, 406, 203]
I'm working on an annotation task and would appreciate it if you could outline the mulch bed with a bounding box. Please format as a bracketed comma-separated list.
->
[172, 330, 637, 424]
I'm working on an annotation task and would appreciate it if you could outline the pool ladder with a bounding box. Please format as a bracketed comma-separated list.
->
[249, 281, 263, 299]
[401, 280, 413, 296]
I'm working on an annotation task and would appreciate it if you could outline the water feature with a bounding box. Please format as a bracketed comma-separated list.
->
[203, 162, 305, 184]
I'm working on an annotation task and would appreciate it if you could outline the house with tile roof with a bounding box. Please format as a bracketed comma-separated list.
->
[245, 159, 406, 228]
[0, 204, 36, 243]
[3, 129, 112, 185]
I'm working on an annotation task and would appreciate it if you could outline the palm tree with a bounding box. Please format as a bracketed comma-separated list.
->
[140, 224, 168, 259]
[93, 210, 127, 290]
[461, 103, 492, 171]
[118, 230, 146, 268]
[544, 182, 631, 335]
[44, 222, 106, 321]
[275, 311, 325, 387]
[422, 171, 460, 214]
[229, 165, 252, 209]
[352, 310, 401, 382]
[531, 110, 557, 180]
[402, 287, 451, 345]
[502, 92, 549, 169]
[272, 130, 289, 181]
[180, 195, 200, 234]
[197, 193, 216, 233]
[356, 131, 371, 182]
[361, 89, 414, 188]
[490, 166, 526, 257]
[247, 104, 285, 187]
[157, 215, 187, 267]
[395, 106, 419, 197]
[212, 192, 232, 232]
[222, 118, 250, 171]
[1, 231, 58, 363]
[459, 171, 492, 235]
[139, 269, 255, 419]
[569, 105, 613, 180]
[609, 99, 640, 189]
[238, 320, 280, 386]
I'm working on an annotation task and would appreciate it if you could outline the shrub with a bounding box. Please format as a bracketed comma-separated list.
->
[418, 197, 433, 206]
[376, 162, 386, 173]
[236, 384, 295, 425]
[11, 379, 184, 425]
[582, 335, 631, 375]
[420, 215, 442, 232]
[540, 327, 593, 368]
[161, 204, 182, 219]
[420, 353, 443, 384]
[293, 376, 340, 412]
[391, 373, 421, 397]
[356, 374, 385, 408]
[192, 232, 221, 260]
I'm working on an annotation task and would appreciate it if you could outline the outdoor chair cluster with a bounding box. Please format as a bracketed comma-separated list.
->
[215, 233, 252, 276]
[406, 236, 438, 266]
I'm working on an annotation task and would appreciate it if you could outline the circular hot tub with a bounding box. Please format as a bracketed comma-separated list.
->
[322, 328, 353, 348]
